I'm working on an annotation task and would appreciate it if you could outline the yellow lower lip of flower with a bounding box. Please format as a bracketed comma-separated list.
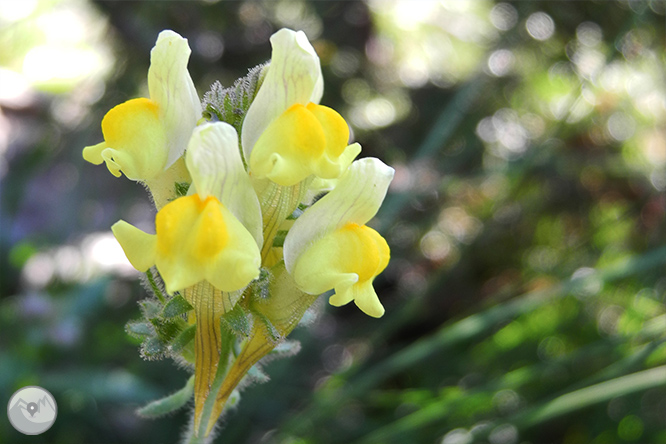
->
[336, 223, 390, 281]
[291, 222, 390, 317]
[156, 194, 229, 260]
[249, 102, 351, 186]
[84, 97, 169, 180]
[113, 193, 261, 294]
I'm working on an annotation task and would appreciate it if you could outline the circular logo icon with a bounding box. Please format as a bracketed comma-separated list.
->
[7, 386, 57, 435]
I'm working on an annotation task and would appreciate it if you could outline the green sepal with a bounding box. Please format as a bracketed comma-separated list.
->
[145, 268, 168, 304]
[226, 389, 241, 410]
[174, 181, 190, 197]
[140, 299, 163, 319]
[125, 321, 154, 339]
[141, 336, 168, 360]
[162, 294, 194, 318]
[270, 340, 302, 358]
[246, 365, 270, 383]
[136, 376, 194, 418]
[201, 62, 268, 156]
[171, 323, 196, 353]
[249, 268, 271, 301]
[150, 317, 188, 343]
[272, 230, 288, 247]
[286, 203, 308, 220]
[221, 303, 252, 338]
[252, 311, 282, 345]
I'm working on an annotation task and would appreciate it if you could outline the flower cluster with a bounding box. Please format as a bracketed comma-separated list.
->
[83, 28, 393, 438]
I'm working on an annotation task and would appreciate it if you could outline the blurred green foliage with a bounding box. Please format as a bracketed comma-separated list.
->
[0, 1, 665, 443]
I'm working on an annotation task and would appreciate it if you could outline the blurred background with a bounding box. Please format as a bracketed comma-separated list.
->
[1, 1, 665, 443]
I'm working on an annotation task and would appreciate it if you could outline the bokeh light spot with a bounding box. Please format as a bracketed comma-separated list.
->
[489, 3, 518, 31]
[526, 12, 555, 41]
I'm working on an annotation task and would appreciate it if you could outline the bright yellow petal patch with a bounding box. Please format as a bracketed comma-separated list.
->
[155, 194, 259, 293]
[87, 98, 168, 180]
[292, 222, 390, 318]
[249, 102, 353, 186]
[156, 194, 229, 260]
[306, 103, 349, 158]
[337, 223, 390, 281]
[112, 193, 261, 294]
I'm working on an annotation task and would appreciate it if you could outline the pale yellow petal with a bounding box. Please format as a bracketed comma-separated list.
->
[338, 142, 362, 171]
[331, 281, 385, 318]
[82, 141, 107, 165]
[242, 28, 323, 161]
[111, 220, 157, 272]
[148, 30, 201, 168]
[292, 229, 358, 295]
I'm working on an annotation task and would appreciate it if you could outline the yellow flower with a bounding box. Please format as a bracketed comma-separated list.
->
[241, 29, 360, 186]
[83, 30, 201, 181]
[112, 122, 262, 294]
[283, 158, 394, 317]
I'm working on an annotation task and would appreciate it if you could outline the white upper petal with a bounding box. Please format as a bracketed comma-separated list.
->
[283, 157, 394, 274]
[241, 28, 323, 162]
[186, 122, 263, 248]
[148, 30, 202, 169]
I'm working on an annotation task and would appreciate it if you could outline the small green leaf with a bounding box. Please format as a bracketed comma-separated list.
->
[141, 336, 167, 360]
[140, 299, 163, 319]
[162, 294, 194, 318]
[174, 182, 190, 197]
[253, 311, 283, 344]
[201, 62, 268, 138]
[145, 268, 167, 304]
[125, 321, 154, 338]
[272, 230, 289, 247]
[250, 268, 271, 301]
[271, 340, 302, 358]
[286, 205, 306, 220]
[221, 303, 252, 338]
[226, 389, 241, 410]
[247, 365, 270, 383]
[136, 376, 194, 418]
[150, 317, 187, 343]
[171, 324, 196, 353]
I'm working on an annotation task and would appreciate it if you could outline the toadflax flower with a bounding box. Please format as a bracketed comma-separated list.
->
[241, 28, 361, 187]
[111, 122, 262, 295]
[82, 30, 201, 183]
[284, 158, 394, 317]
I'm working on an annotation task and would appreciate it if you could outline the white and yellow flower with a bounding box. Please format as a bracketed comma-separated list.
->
[111, 122, 262, 294]
[83, 30, 201, 182]
[283, 158, 394, 317]
[242, 28, 361, 187]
